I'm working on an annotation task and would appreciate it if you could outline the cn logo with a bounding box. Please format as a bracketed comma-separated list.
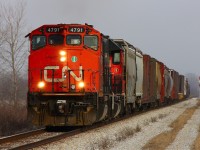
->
[44, 66, 83, 82]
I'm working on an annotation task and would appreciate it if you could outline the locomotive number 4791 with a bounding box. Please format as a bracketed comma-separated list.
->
[68, 27, 85, 33]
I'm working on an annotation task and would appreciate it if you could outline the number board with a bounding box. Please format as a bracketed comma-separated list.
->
[68, 27, 85, 33]
[46, 27, 63, 33]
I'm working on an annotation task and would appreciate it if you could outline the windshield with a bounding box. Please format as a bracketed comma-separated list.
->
[49, 34, 64, 45]
[32, 35, 46, 50]
[84, 35, 98, 50]
[66, 35, 81, 45]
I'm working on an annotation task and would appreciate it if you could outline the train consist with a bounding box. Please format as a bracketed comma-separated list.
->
[26, 23, 190, 126]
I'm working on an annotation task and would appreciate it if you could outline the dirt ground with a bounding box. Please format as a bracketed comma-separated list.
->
[143, 101, 200, 150]
[193, 131, 200, 150]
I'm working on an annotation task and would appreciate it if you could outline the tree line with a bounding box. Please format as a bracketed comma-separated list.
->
[0, 1, 28, 106]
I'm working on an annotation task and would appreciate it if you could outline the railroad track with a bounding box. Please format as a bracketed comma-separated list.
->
[0, 128, 45, 144]
[0, 126, 83, 150]
[0, 99, 187, 150]
[0, 128, 45, 149]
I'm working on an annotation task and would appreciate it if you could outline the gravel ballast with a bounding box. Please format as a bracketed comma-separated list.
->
[35, 98, 200, 150]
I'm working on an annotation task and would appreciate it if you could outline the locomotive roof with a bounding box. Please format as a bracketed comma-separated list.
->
[109, 39, 122, 52]
[113, 39, 143, 54]
[25, 23, 99, 37]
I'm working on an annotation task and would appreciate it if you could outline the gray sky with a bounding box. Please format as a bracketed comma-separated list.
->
[24, 0, 200, 76]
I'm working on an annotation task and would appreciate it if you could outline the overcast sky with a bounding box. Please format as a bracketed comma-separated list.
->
[22, 0, 200, 76]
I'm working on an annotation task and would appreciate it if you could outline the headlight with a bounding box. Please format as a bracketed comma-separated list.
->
[38, 81, 45, 88]
[60, 56, 67, 62]
[59, 50, 66, 56]
[78, 81, 85, 88]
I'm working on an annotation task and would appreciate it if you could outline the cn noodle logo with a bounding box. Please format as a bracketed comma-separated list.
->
[44, 66, 82, 82]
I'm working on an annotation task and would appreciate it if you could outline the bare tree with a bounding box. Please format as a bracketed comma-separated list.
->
[0, 8, 7, 72]
[0, 14, 6, 48]
[0, 1, 27, 105]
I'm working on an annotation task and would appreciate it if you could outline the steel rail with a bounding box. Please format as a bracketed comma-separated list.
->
[11, 129, 81, 150]
[0, 128, 45, 145]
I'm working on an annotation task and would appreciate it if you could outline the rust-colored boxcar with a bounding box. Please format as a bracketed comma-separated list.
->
[178, 75, 185, 100]
[143, 54, 151, 104]
[149, 58, 157, 103]
[170, 70, 179, 100]
[143, 55, 162, 105]
[156, 61, 165, 103]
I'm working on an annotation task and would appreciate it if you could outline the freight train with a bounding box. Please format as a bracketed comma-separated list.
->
[26, 23, 190, 126]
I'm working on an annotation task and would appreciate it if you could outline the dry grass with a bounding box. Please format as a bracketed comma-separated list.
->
[90, 137, 114, 150]
[150, 117, 157, 123]
[135, 124, 141, 132]
[116, 127, 133, 142]
[0, 102, 33, 137]
[92, 124, 142, 149]
[183, 102, 191, 107]
[116, 125, 141, 141]
[158, 113, 168, 119]
[143, 120, 150, 126]
[143, 113, 167, 127]
[98, 137, 112, 149]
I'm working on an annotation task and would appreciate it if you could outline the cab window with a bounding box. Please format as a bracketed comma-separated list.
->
[32, 35, 46, 50]
[49, 34, 64, 45]
[66, 35, 81, 45]
[84, 35, 98, 50]
[113, 52, 120, 64]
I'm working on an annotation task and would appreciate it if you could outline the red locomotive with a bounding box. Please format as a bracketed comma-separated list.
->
[26, 23, 190, 127]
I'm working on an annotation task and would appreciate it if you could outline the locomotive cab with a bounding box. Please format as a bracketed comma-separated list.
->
[27, 24, 106, 126]
[27, 24, 125, 126]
